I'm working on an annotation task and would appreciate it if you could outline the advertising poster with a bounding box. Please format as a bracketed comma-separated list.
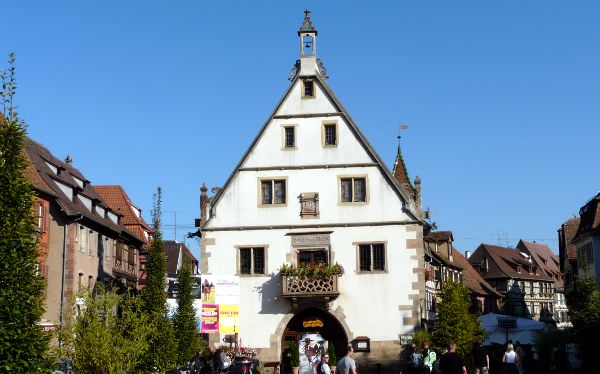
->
[201, 304, 219, 333]
[200, 275, 240, 334]
[218, 304, 240, 333]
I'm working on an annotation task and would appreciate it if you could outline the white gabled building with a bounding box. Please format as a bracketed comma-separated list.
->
[200, 11, 425, 373]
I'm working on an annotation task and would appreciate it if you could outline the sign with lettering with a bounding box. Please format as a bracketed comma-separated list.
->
[201, 304, 219, 333]
[201, 275, 240, 334]
[291, 234, 330, 246]
[303, 318, 324, 328]
[498, 318, 517, 329]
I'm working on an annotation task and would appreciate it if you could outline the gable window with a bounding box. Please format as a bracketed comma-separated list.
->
[238, 247, 266, 275]
[340, 176, 367, 203]
[284, 126, 296, 149]
[260, 179, 287, 205]
[322, 123, 337, 146]
[302, 79, 315, 98]
[357, 243, 386, 272]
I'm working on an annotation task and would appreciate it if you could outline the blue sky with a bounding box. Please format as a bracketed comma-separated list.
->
[3, 1, 600, 257]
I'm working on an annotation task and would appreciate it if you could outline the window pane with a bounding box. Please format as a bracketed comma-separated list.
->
[359, 244, 371, 271]
[353, 178, 366, 202]
[304, 80, 314, 97]
[341, 179, 352, 202]
[274, 180, 286, 204]
[313, 251, 327, 265]
[261, 181, 272, 204]
[298, 252, 312, 265]
[253, 248, 265, 274]
[240, 248, 252, 274]
[285, 127, 295, 148]
[325, 125, 336, 145]
[373, 244, 385, 270]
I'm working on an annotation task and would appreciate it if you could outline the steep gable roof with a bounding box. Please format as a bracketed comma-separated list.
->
[164, 240, 198, 276]
[453, 249, 502, 298]
[573, 192, 600, 242]
[470, 243, 553, 282]
[517, 240, 563, 291]
[204, 71, 423, 229]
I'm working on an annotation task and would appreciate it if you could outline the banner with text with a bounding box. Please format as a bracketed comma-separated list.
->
[201, 275, 240, 334]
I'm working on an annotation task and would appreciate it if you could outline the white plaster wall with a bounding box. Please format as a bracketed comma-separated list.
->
[208, 166, 409, 228]
[204, 225, 419, 348]
[242, 116, 373, 168]
[276, 79, 338, 116]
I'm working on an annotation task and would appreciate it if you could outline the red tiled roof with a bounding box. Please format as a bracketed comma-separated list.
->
[469, 243, 553, 282]
[94, 186, 151, 230]
[164, 240, 198, 275]
[573, 192, 600, 242]
[517, 240, 564, 291]
[453, 249, 502, 298]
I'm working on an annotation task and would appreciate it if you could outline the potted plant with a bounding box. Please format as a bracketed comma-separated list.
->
[287, 342, 300, 374]
[327, 344, 337, 373]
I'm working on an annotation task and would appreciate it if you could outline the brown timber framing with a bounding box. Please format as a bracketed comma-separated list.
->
[202, 220, 419, 232]
[239, 163, 378, 172]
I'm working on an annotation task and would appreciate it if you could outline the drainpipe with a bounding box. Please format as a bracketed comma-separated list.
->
[59, 213, 83, 343]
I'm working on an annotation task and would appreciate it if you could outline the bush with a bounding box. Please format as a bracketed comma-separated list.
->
[286, 342, 300, 367]
[328, 343, 337, 366]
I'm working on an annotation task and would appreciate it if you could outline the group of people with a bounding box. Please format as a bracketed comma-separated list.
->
[407, 341, 468, 374]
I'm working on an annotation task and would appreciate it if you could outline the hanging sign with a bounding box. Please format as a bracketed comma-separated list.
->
[303, 318, 324, 328]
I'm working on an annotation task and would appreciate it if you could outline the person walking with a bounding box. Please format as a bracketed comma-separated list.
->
[316, 353, 331, 374]
[472, 341, 489, 374]
[439, 343, 466, 374]
[335, 346, 357, 374]
[407, 343, 424, 374]
[502, 343, 519, 374]
[422, 342, 437, 374]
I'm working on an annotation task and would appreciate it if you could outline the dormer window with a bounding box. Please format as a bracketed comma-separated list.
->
[302, 79, 315, 98]
[44, 161, 58, 175]
[516, 265, 522, 274]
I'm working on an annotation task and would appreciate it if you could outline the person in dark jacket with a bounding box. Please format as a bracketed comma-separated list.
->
[439, 343, 466, 374]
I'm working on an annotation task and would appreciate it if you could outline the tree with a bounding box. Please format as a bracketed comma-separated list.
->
[0, 53, 52, 371]
[138, 187, 176, 371]
[565, 271, 600, 369]
[173, 261, 206, 365]
[432, 281, 486, 358]
[60, 285, 154, 373]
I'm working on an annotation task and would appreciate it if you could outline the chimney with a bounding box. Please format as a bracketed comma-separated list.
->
[200, 183, 208, 226]
[465, 251, 471, 259]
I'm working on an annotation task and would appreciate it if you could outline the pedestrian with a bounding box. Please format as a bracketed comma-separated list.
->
[501, 343, 519, 374]
[422, 342, 437, 374]
[439, 343, 466, 374]
[407, 343, 423, 374]
[317, 353, 332, 374]
[335, 346, 357, 374]
[432, 348, 446, 374]
[472, 341, 489, 374]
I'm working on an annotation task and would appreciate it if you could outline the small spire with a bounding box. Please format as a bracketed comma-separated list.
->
[299, 9, 317, 35]
[393, 125, 415, 192]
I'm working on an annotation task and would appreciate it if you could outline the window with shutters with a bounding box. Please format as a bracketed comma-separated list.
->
[339, 176, 367, 204]
[237, 247, 267, 276]
[259, 178, 287, 206]
[356, 243, 387, 273]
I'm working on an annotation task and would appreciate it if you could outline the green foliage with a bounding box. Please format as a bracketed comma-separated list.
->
[410, 330, 432, 350]
[138, 187, 176, 371]
[432, 281, 486, 358]
[0, 53, 52, 372]
[565, 271, 600, 369]
[327, 343, 337, 366]
[173, 261, 206, 365]
[59, 285, 154, 374]
[279, 262, 344, 276]
[533, 329, 573, 371]
[286, 342, 300, 366]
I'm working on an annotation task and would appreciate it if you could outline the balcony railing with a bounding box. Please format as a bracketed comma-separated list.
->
[281, 274, 339, 310]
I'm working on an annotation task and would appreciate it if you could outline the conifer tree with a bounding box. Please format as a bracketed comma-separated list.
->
[432, 281, 486, 358]
[173, 261, 206, 364]
[0, 53, 51, 371]
[138, 187, 176, 371]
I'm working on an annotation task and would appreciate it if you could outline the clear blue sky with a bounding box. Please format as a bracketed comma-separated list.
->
[4, 1, 600, 258]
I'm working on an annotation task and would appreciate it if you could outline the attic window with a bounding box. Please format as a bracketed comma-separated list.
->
[302, 79, 315, 98]
[72, 176, 85, 189]
[535, 268, 539, 275]
[516, 265, 522, 274]
[45, 161, 58, 175]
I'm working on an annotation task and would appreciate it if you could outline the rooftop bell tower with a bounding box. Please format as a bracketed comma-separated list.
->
[298, 9, 318, 76]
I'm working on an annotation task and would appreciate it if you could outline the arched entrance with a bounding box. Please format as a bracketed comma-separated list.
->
[280, 307, 348, 374]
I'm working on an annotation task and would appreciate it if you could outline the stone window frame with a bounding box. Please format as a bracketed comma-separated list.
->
[354, 241, 388, 274]
[235, 245, 269, 277]
[301, 79, 316, 99]
[321, 121, 338, 148]
[338, 174, 369, 205]
[281, 124, 298, 150]
[257, 177, 288, 207]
